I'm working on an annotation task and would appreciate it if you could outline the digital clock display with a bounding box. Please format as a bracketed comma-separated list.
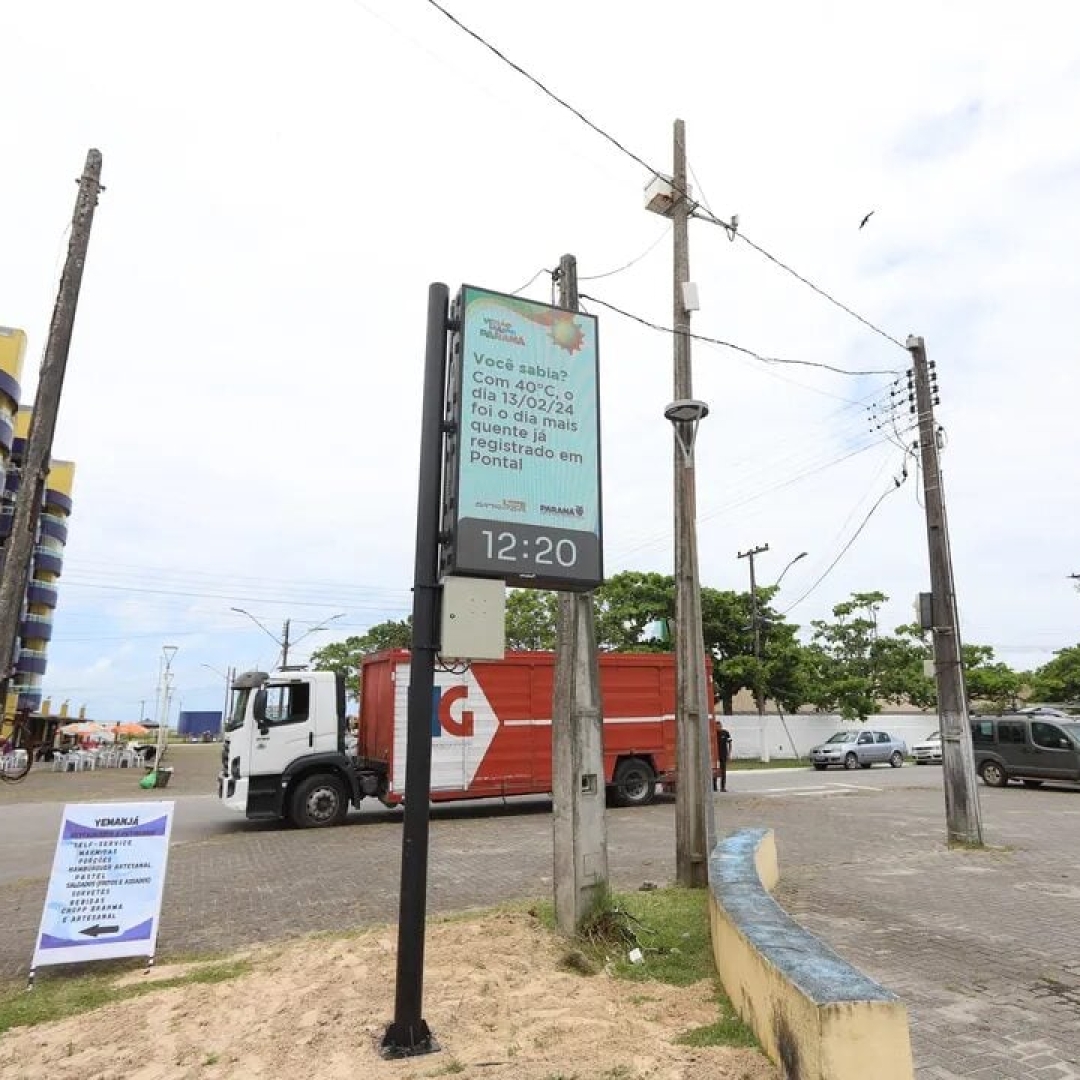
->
[441, 285, 603, 592]
[451, 519, 601, 589]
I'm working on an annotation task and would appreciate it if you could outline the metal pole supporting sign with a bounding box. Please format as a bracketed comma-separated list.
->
[381, 284, 449, 1058]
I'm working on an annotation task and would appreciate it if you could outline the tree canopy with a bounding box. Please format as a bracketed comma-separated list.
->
[304, 579, 1068, 717]
[1027, 645, 1080, 703]
[308, 617, 412, 697]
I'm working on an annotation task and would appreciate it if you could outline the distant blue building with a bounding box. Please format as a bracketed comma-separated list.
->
[177, 709, 222, 738]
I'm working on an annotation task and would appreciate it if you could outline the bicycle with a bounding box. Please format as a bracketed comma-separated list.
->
[1, 712, 45, 782]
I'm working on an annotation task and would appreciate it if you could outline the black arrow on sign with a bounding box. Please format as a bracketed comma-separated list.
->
[79, 924, 120, 938]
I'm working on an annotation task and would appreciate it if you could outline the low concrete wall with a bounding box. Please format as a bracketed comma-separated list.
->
[709, 829, 914, 1080]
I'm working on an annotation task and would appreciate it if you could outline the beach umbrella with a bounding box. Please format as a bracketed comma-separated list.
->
[59, 721, 106, 735]
[111, 722, 149, 736]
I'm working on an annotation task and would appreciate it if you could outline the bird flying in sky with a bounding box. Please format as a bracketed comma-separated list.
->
[859, 210, 876, 229]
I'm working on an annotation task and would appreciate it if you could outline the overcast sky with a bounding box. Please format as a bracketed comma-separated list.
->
[2, 0, 1078, 721]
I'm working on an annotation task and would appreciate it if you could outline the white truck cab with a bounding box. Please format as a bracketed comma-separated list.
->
[218, 667, 374, 826]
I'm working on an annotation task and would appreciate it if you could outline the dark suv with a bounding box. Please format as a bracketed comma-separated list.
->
[971, 715, 1080, 788]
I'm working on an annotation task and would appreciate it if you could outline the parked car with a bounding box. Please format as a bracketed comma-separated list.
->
[911, 730, 942, 764]
[810, 730, 907, 770]
[972, 715, 1080, 788]
[1016, 706, 1071, 718]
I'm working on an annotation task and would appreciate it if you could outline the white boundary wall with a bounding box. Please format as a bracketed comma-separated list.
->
[721, 712, 941, 761]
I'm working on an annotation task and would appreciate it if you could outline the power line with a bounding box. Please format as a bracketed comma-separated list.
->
[780, 471, 908, 617]
[510, 267, 552, 295]
[690, 206, 909, 350]
[578, 291, 901, 376]
[422, 0, 667, 184]
[578, 224, 671, 281]
[59, 580, 405, 608]
[421, 0, 907, 351]
[610, 430, 909, 564]
[62, 557, 411, 597]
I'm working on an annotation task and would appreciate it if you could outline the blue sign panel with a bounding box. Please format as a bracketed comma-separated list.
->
[32, 801, 175, 970]
[442, 285, 603, 590]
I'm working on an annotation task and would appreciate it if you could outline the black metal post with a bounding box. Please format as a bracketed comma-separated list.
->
[381, 283, 449, 1057]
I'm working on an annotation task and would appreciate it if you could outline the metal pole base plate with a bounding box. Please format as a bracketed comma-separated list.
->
[380, 1020, 439, 1059]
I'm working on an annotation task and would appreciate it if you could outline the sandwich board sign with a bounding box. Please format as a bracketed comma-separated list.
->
[30, 801, 175, 982]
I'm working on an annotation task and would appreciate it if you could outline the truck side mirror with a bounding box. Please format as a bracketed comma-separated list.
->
[253, 689, 269, 735]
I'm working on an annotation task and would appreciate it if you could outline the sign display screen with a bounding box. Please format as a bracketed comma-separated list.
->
[443, 285, 602, 590]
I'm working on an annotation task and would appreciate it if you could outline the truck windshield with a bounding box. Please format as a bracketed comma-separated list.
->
[225, 688, 251, 733]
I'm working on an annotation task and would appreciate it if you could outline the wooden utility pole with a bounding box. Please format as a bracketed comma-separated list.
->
[0, 150, 103, 706]
[738, 543, 769, 762]
[551, 254, 609, 933]
[670, 120, 714, 886]
[909, 335, 983, 846]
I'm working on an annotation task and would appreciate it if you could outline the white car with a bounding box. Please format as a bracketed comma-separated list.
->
[911, 730, 942, 764]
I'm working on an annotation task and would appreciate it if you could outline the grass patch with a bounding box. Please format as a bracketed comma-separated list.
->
[0, 958, 251, 1035]
[676, 991, 757, 1049]
[579, 886, 715, 985]
[564, 886, 761, 1052]
[947, 839, 1012, 854]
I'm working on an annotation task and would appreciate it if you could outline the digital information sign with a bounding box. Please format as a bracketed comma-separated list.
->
[442, 285, 602, 591]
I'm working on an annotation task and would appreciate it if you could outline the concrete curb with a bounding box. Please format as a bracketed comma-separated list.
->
[709, 828, 914, 1080]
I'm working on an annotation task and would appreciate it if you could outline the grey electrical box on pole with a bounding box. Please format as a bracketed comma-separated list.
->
[552, 253, 608, 935]
[908, 335, 983, 846]
[0, 149, 103, 700]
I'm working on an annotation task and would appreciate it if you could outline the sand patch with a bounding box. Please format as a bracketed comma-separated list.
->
[0, 910, 776, 1080]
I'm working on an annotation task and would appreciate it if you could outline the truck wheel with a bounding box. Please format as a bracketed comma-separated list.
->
[289, 775, 349, 828]
[612, 758, 657, 807]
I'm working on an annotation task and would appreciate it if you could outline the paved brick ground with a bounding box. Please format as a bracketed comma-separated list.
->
[2, 753, 1078, 1078]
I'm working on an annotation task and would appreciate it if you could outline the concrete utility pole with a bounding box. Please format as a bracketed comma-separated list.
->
[738, 543, 769, 762]
[909, 335, 983, 846]
[669, 120, 714, 886]
[0, 150, 103, 706]
[551, 254, 609, 934]
[280, 619, 291, 665]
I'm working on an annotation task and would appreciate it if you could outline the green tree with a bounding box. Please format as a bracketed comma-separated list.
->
[1028, 644, 1080, 703]
[505, 589, 558, 650]
[808, 591, 889, 721]
[594, 571, 674, 652]
[699, 586, 810, 715]
[962, 644, 1023, 711]
[309, 617, 412, 697]
[877, 624, 935, 709]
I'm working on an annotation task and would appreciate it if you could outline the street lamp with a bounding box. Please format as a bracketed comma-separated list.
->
[201, 663, 234, 730]
[664, 396, 714, 888]
[155, 645, 178, 764]
[773, 551, 808, 589]
[230, 608, 345, 667]
[230, 607, 283, 658]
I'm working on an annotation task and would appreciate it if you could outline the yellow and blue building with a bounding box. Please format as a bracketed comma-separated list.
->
[0, 327, 25, 497]
[0, 327, 76, 717]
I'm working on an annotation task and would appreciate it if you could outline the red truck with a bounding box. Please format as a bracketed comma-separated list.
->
[219, 650, 716, 827]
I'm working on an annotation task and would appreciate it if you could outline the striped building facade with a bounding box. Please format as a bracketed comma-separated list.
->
[0, 327, 76, 715]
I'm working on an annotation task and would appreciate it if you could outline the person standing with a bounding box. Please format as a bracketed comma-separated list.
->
[716, 720, 732, 792]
